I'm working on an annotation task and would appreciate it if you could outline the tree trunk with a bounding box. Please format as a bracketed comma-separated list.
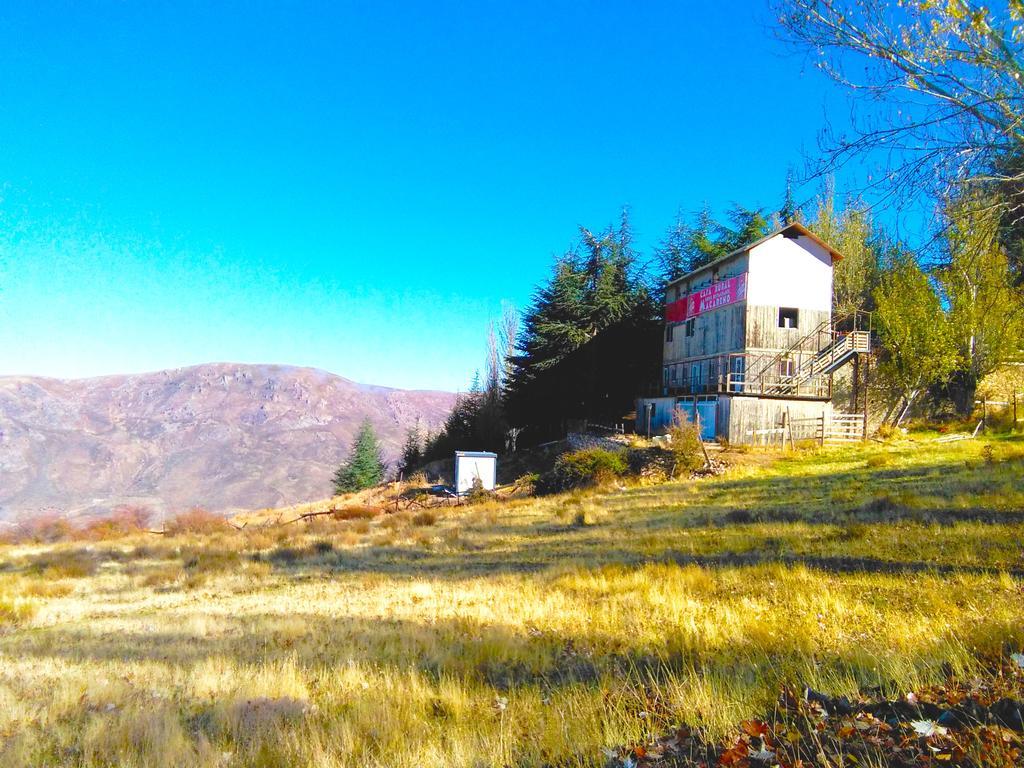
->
[948, 370, 978, 417]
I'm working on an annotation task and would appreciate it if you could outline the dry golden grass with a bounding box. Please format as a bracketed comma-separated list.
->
[0, 434, 1022, 766]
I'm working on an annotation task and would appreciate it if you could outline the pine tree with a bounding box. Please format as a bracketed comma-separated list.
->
[686, 205, 728, 271]
[654, 214, 689, 286]
[332, 420, 385, 494]
[505, 211, 661, 437]
[397, 420, 424, 478]
[776, 167, 802, 225]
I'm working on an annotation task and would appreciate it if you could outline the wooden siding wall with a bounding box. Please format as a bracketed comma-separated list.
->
[744, 306, 830, 353]
[726, 397, 832, 444]
[665, 304, 746, 362]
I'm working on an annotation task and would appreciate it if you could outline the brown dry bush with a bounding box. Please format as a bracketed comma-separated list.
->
[0, 595, 36, 627]
[140, 563, 183, 589]
[6, 513, 76, 544]
[19, 579, 74, 598]
[331, 505, 382, 521]
[411, 511, 437, 527]
[667, 413, 706, 475]
[380, 512, 410, 530]
[80, 505, 154, 540]
[163, 507, 233, 536]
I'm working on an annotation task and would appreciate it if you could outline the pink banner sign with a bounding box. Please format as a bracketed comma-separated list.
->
[665, 273, 747, 323]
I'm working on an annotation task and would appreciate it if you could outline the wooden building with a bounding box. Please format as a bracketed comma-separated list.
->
[637, 222, 870, 444]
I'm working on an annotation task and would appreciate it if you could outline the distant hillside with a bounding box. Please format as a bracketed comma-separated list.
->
[0, 363, 456, 521]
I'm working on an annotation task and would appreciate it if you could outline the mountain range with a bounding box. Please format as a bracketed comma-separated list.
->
[0, 363, 456, 521]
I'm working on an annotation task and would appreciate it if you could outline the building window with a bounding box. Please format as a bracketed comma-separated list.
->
[779, 357, 796, 378]
[712, 269, 720, 283]
[665, 324, 674, 342]
[685, 318, 696, 337]
[778, 307, 799, 329]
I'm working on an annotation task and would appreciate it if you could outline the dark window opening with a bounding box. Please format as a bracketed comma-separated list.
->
[779, 357, 796, 377]
[778, 307, 799, 329]
[665, 324, 674, 342]
[685, 318, 696, 337]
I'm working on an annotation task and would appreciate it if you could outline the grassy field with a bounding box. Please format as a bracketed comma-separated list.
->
[1, 433, 1023, 767]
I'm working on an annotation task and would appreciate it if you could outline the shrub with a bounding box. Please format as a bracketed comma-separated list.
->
[538, 448, 628, 493]
[463, 478, 494, 505]
[331, 505, 381, 521]
[876, 423, 899, 440]
[667, 415, 706, 475]
[0, 595, 36, 627]
[26, 549, 98, 579]
[412, 511, 437, 527]
[311, 539, 334, 555]
[380, 513, 410, 531]
[81, 505, 154, 540]
[8, 513, 75, 544]
[182, 548, 241, 574]
[164, 508, 232, 535]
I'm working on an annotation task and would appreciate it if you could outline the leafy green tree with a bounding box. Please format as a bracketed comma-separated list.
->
[874, 257, 958, 425]
[938, 199, 1024, 414]
[775, 0, 1024, 216]
[810, 185, 883, 318]
[333, 420, 385, 493]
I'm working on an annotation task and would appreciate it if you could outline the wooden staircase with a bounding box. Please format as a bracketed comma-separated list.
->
[749, 312, 873, 397]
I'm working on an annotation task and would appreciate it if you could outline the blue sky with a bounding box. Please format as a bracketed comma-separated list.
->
[0, 1, 868, 391]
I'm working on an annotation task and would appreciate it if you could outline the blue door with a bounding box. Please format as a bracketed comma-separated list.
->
[695, 399, 717, 441]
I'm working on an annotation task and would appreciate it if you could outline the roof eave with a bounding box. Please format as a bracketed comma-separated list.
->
[665, 222, 846, 289]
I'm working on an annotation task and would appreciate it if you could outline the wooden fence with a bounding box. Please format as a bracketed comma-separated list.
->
[745, 410, 867, 448]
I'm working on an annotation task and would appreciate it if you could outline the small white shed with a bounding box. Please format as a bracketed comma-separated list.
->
[454, 451, 497, 495]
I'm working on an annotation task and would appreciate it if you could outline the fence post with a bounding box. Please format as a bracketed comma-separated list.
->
[819, 414, 826, 447]
[863, 352, 870, 440]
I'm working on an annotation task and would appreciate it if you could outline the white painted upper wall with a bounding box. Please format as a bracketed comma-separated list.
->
[745, 234, 833, 312]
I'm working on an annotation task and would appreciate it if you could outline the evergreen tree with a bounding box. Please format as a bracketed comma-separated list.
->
[685, 205, 729, 271]
[718, 205, 770, 254]
[654, 214, 689, 286]
[332, 420, 385, 493]
[775, 168, 803, 226]
[505, 211, 661, 439]
[397, 420, 424, 478]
